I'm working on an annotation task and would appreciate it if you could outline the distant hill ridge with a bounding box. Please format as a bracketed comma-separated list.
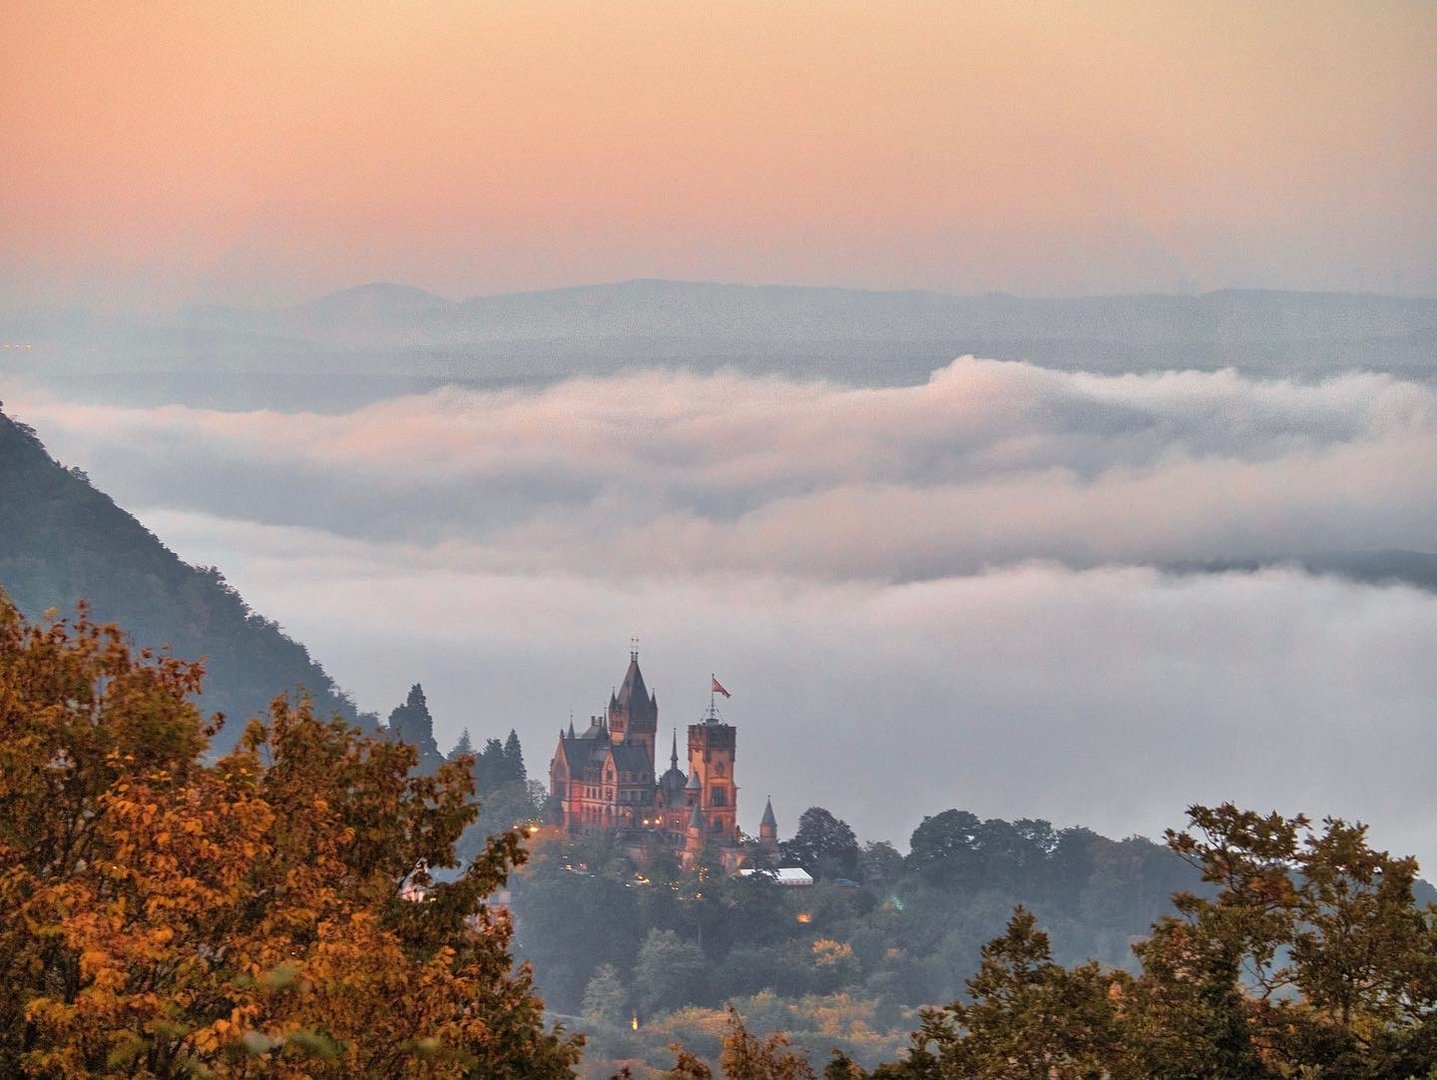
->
[0, 407, 364, 751]
[191, 278, 1437, 347]
[177, 279, 1437, 390]
[8, 281, 1436, 402]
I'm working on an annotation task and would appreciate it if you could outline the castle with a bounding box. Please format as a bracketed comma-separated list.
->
[548, 647, 778, 870]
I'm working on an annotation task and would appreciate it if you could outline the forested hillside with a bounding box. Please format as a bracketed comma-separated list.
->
[514, 807, 1203, 1074]
[0, 406, 362, 749]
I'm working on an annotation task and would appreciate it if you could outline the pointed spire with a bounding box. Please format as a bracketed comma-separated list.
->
[567, 717, 576, 739]
[669, 728, 679, 770]
[760, 797, 777, 830]
[689, 798, 705, 830]
[685, 770, 701, 792]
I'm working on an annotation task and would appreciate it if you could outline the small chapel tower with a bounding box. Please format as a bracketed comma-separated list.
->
[759, 797, 779, 849]
[684, 791, 706, 865]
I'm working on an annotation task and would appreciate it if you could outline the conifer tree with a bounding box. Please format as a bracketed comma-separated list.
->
[449, 727, 475, 760]
[504, 728, 527, 783]
[387, 682, 445, 774]
[582, 964, 630, 1028]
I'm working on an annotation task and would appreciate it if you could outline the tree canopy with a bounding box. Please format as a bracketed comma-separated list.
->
[0, 594, 581, 1078]
[781, 807, 861, 881]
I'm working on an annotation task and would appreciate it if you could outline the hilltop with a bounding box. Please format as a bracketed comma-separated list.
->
[0, 406, 363, 749]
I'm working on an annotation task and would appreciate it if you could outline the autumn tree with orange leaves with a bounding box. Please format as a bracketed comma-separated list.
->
[0, 594, 581, 1078]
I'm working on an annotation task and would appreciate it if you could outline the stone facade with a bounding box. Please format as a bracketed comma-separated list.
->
[548, 649, 776, 870]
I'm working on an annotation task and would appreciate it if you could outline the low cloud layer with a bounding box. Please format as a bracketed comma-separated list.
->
[102, 512, 1437, 871]
[4, 359, 1436, 864]
[6, 358, 1437, 580]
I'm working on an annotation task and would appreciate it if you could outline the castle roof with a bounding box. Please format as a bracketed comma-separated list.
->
[685, 770, 702, 791]
[576, 714, 606, 740]
[615, 654, 655, 727]
[658, 766, 687, 802]
[689, 799, 705, 829]
[760, 798, 777, 830]
[557, 733, 604, 777]
[607, 743, 651, 775]
[656, 728, 687, 801]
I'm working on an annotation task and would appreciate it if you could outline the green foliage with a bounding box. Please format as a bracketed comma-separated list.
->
[896, 908, 1124, 1077]
[583, 964, 632, 1028]
[859, 842, 904, 888]
[867, 804, 1437, 1080]
[637, 930, 709, 1017]
[519, 804, 1197, 1073]
[386, 682, 445, 772]
[504, 728, 527, 784]
[782, 808, 860, 881]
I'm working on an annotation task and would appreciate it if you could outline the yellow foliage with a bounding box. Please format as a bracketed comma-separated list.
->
[809, 939, 854, 967]
[0, 597, 582, 1078]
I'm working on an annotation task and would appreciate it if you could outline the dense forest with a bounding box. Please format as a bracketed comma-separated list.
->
[510, 805, 1201, 1074]
[0, 406, 361, 750]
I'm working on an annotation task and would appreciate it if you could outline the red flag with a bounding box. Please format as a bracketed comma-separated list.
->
[711, 676, 731, 699]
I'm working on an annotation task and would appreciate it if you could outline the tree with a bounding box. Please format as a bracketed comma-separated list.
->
[583, 964, 631, 1028]
[664, 1009, 815, 1080]
[449, 728, 475, 760]
[1148, 803, 1437, 1077]
[781, 807, 860, 881]
[894, 908, 1123, 1078]
[387, 681, 445, 774]
[504, 729, 527, 784]
[859, 841, 905, 888]
[905, 809, 982, 885]
[0, 597, 582, 1077]
[476, 736, 510, 794]
[512, 871, 644, 1013]
[635, 930, 708, 1017]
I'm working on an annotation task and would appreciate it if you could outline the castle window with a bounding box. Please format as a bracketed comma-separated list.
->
[711, 787, 727, 806]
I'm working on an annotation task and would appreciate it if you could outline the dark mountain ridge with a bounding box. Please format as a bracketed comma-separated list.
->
[0, 406, 363, 750]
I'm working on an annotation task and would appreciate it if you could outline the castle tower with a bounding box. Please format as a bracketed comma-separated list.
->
[608, 643, 658, 771]
[759, 797, 778, 849]
[684, 789, 706, 863]
[688, 708, 738, 842]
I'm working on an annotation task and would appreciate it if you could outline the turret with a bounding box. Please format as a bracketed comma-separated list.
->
[608, 644, 658, 768]
[685, 787, 705, 859]
[759, 797, 778, 848]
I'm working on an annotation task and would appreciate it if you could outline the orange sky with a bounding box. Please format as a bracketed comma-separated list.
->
[3, 1, 1435, 308]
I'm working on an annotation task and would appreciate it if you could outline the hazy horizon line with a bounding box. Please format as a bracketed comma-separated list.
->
[11, 276, 1437, 321]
